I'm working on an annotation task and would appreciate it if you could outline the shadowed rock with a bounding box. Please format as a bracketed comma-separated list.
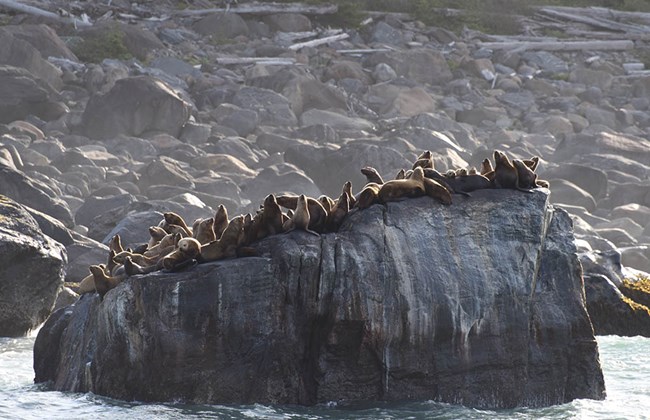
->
[34, 190, 604, 408]
[0, 196, 66, 337]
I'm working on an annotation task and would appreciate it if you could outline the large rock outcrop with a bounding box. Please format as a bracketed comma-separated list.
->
[34, 189, 605, 408]
[0, 196, 67, 337]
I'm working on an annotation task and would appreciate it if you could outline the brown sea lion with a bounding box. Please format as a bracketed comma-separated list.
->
[523, 156, 540, 171]
[90, 264, 125, 299]
[163, 212, 193, 237]
[113, 250, 157, 267]
[108, 234, 124, 254]
[480, 158, 494, 176]
[354, 183, 381, 210]
[493, 150, 522, 191]
[213, 204, 228, 240]
[360, 166, 384, 185]
[148, 226, 167, 248]
[284, 194, 320, 236]
[261, 194, 285, 237]
[123, 255, 154, 276]
[424, 169, 491, 196]
[276, 195, 327, 233]
[76, 263, 107, 294]
[327, 190, 350, 231]
[201, 215, 244, 261]
[162, 237, 201, 271]
[423, 177, 453, 205]
[395, 169, 406, 180]
[342, 181, 356, 208]
[143, 232, 177, 258]
[193, 217, 216, 245]
[318, 195, 335, 213]
[412, 150, 434, 170]
[513, 159, 537, 190]
[379, 167, 426, 203]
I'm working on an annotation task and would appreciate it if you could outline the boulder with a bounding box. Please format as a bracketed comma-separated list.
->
[4, 24, 77, 61]
[232, 87, 297, 127]
[193, 13, 250, 39]
[263, 13, 312, 32]
[80, 76, 193, 140]
[77, 22, 164, 62]
[137, 156, 195, 191]
[554, 132, 650, 164]
[33, 190, 605, 408]
[0, 162, 74, 227]
[0, 65, 66, 124]
[299, 109, 374, 131]
[0, 196, 66, 337]
[0, 27, 63, 90]
[363, 49, 453, 86]
[584, 274, 650, 337]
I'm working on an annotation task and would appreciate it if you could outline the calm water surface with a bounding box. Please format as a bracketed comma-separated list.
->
[1, 334, 648, 419]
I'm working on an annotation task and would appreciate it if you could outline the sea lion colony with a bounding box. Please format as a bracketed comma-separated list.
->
[76, 149, 548, 298]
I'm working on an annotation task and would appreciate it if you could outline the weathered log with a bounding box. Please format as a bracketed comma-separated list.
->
[547, 6, 650, 25]
[337, 48, 393, 54]
[479, 39, 634, 52]
[0, 0, 92, 26]
[174, 2, 338, 17]
[288, 33, 349, 51]
[216, 57, 297, 65]
[538, 7, 650, 33]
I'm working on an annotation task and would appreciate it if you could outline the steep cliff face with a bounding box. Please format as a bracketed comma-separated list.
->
[34, 189, 605, 408]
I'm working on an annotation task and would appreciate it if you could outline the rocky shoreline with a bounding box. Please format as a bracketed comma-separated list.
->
[0, 0, 649, 403]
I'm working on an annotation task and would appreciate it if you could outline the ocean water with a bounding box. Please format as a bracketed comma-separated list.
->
[1, 334, 648, 420]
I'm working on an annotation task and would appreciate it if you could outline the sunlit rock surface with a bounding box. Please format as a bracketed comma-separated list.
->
[34, 189, 605, 408]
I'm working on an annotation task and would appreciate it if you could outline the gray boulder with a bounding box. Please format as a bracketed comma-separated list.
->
[193, 13, 250, 38]
[232, 87, 297, 127]
[0, 196, 66, 337]
[0, 65, 66, 124]
[33, 190, 605, 407]
[363, 49, 453, 86]
[0, 162, 74, 227]
[80, 76, 193, 140]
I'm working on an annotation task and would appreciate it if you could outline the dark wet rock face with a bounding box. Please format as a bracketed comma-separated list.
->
[0, 196, 66, 337]
[34, 190, 604, 408]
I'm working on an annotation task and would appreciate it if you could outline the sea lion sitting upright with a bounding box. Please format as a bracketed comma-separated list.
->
[493, 150, 520, 190]
[513, 159, 537, 190]
[193, 217, 216, 245]
[360, 166, 384, 185]
[326, 190, 350, 232]
[201, 215, 244, 262]
[276, 194, 327, 233]
[284, 194, 320, 236]
[108, 234, 124, 254]
[147, 226, 167, 248]
[412, 150, 434, 170]
[480, 158, 494, 175]
[318, 195, 335, 213]
[213, 204, 228, 240]
[342, 181, 356, 208]
[378, 166, 426, 203]
[163, 212, 193, 237]
[261, 194, 285, 237]
[90, 264, 125, 299]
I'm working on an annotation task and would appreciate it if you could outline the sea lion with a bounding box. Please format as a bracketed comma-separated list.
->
[327, 190, 350, 231]
[106, 249, 118, 276]
[342, 181, 356, 208]
[123, 255, 154, 276]
[143, 232, 177, 258]
[423, 177, 453, 205]
[354, 182, 381, 210]
[113, 250, 157, 267]
[493, 150, 527, 191]
[395, 169, 406, 180]
[76, 263, 107, 294]
[162, 237, 201, 271]
[318, 195, 334, 213]
[276, 195, 327, 233]
[412, 150, 434, 170]
[90, 264, 125, 299]
[261, 194, 285, 237]
[523, 156, 540, 171]
[360, 166, 384, 185]
[481, 158, 494, 175]
[513, 159, 537, 190]
[379, 167, 426, 203]
[193, 217, 216, 245]
[108, 234, 124, 254]
[423, 169, 491, 196]
[284, 194, 320, 236]
[163, 212, 193, 237]
[213, 204, 228, 240]
[147, 226, 167, 248]
[201, 215, 244, 261]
